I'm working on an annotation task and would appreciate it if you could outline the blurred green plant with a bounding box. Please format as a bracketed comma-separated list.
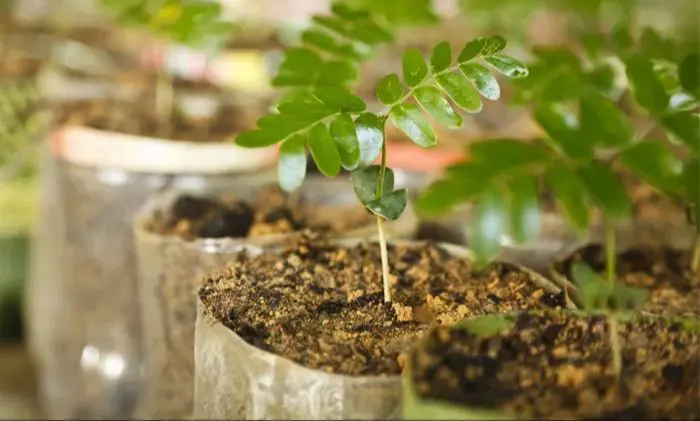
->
[571, 262, 649, 376]
[99, 0, 235, 126]
[0, 79, 43, 183]
[417, 25, 699, 273]
[235, 2, 528, 302]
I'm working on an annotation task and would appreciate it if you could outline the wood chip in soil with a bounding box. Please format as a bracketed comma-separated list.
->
[411, 310, 700, 420]
[145, 186, 372, 240]
[198, 234, 568, 376]
[556, 244, 699, 316]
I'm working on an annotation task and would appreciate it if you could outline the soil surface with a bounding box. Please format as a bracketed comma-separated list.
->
[411, 311, 700, 420]
[57, 92, 260, 142]
[145, 186, 372, 240]
[555, 244, 699, 316]
[199, 234, 568, 376]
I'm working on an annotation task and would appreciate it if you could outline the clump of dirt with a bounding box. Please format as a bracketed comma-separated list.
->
[411, 311, 700, 420]
[144, 186, 373, 240]
[554, 244, 698, 316]
[199, 234, 569, 376]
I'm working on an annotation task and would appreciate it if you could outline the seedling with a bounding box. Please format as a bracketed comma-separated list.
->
[417, 25, 698, 281]
[99, 0, 234, 130]
[235, 3, 528, 302]
[570, 261, 649, 376]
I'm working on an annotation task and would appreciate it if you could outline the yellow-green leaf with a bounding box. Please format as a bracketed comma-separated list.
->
[329, 114, 360, 170]
[483, 54, 528, 79]
[376, 73, 404, 105]
[431, 41, 451, 72]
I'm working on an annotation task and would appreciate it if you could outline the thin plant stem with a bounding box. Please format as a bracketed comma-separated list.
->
[375, 135, 391, 302]
[605, 220, 616, 285]
[377, 216, 391, 302]
[608, 312, 622, 377]
[604, 219, 622, 378]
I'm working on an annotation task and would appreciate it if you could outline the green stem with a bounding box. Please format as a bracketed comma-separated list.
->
[605, 220, 616, 285]
[375, 134, 391, 303]
[608, 312, 622, 377]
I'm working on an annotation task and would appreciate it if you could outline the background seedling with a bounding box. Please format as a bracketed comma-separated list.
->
[99, 0, 234, 132]
[571, 261, 649, 376]
[235, 3, 528, 302]
[417, 24, 698, 280]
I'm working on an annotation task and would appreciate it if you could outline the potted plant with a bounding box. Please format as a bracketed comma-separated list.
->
[132, 173, 420, 419]
[23, 1, 274, 419]
[190, 3, 583, 419]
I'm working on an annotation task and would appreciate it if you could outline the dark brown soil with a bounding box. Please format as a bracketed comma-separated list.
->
[198, 234, 569, 376]
[57, 93, 260, 142]
[554, 244, 699, 316]
[145, 186, 373, 240]
[411, 311, 700, 420]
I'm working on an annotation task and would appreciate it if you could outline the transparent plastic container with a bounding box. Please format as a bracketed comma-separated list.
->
[192, 240, 571, 420]
[24, 124, 276, 419]
[133, 176, 420, 419]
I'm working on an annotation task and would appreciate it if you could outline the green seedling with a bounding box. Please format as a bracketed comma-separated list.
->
[571, 261, 649, 377]
[417, 25, 698, 279]
[235, 3, 528, 302]
[99, 0, 234, 130]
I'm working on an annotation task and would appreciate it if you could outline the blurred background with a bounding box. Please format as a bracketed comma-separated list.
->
[0, 0, 696, 417]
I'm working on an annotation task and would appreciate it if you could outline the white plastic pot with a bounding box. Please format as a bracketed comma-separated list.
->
[132, 175, 420, 419]
[25, 123, 276, 419]
[193, 240, 572, 420]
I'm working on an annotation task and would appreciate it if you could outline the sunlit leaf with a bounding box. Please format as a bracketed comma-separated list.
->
[457, 36, 507, 62]
[390, 103, 437, 148]
[413, 86, 463, 129]
[317, 60, 358, 87]
[307, 123, 340, 177]
[483, 55, 528, 78]
[436, 71, 482, 113]
[355, 112, 384, 165]
[460, 63, 500, 100]
[277, 134, 307, 192]
[235, 129, 281, 148]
